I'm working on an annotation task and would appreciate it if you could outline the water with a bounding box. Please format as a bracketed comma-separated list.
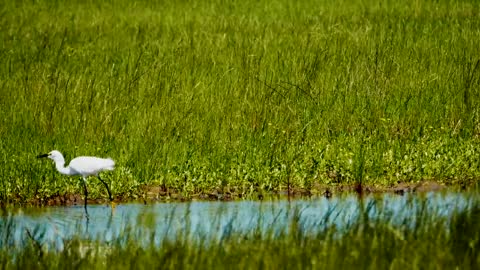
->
[1, 191, 475, 249]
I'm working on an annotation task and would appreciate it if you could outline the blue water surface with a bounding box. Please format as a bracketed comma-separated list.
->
[1, 191, 474, 249]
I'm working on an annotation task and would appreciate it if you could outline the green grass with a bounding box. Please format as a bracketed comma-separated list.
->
[1, 194, 479, 269]
[1, 0, 480, 203]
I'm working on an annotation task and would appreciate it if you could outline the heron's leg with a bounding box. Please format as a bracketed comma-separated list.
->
[97, 175, 113, 202]
[82, 178, 90, 220]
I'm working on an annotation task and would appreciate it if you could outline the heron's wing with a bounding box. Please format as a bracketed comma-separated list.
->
[68, 156, 115, 176]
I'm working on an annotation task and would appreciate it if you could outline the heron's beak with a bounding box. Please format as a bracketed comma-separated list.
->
[36, 153, 49, 159]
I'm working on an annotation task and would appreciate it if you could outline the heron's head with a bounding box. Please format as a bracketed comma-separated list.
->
[37, 150, 64, 162]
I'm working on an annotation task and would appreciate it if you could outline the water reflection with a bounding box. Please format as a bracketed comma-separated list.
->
[1, 191, 475, 249]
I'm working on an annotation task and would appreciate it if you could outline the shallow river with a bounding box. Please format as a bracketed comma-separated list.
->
[1, 191, 475, 249]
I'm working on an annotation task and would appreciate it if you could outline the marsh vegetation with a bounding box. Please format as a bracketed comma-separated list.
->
[1, 0, 480, 203]
[1, 0, 479, 267]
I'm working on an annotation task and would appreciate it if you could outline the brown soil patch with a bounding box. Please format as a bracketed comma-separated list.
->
[9, 180, 476, 208]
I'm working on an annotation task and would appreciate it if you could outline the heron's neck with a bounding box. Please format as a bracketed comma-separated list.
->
[54, 159, 73, 175]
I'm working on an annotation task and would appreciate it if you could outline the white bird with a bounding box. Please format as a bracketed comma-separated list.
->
[37, 150, 115, 218]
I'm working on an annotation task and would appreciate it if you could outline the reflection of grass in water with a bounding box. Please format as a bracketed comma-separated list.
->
[1, 0, 480, 203]
[1, 196, 479, 269]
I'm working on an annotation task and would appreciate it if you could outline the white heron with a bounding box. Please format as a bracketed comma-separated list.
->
[37, 150, 115, 218]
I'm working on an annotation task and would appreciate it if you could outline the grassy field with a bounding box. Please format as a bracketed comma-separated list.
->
[1, 0, 480, 203]
[1, 194, 479, 269]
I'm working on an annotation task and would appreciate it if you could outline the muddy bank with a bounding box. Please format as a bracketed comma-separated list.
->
[6, 179, 477, 208]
